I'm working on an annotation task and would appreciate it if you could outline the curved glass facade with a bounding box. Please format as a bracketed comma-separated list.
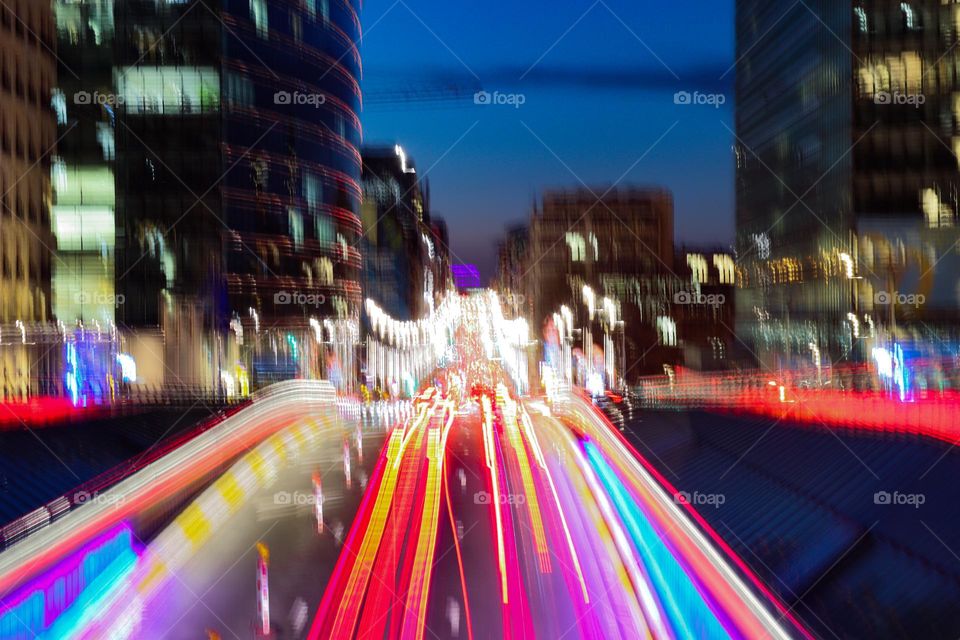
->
[221, 0, 363, 323]
[113, 0, 363, 329]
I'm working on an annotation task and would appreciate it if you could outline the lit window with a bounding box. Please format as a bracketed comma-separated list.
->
[657, 316, 677, 347]
[565, 232, 585, 262]
[115, 66, 220, 114]
[858, 52, 922, 96]
[713, 254, 735, 284]
[288, 208, 303, 248]
[96, 123, 114, 161]
[290, 13, 302, 42]
[250, 0, 268, 38]
[687, 253, 708, 283]
[900, 3, 915, 30]
[304, 172, 322, 215]
[854, 7, 868, 33]
[51, 89, 67, 125]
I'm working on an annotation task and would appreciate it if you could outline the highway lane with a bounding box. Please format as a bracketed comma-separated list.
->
[28, 294, 809, 640]
[60, 404, 407, 640]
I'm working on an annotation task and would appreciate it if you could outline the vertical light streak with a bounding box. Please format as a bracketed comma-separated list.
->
[327, 428, 406, 638]
[502, 399, 551, 573]
[481, 396, 509, 604]
[519, 409, 589, 604]
[400, 403, 448, 640]
[442, 423, 475, 640]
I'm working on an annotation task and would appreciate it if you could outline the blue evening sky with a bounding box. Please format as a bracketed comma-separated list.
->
[359, 1, 735, 279]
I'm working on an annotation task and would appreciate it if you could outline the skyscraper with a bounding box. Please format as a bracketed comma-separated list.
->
[0, 1, 55, 398]
[54, 0, 363, 390]
[736, 1, 960, 367]
[360, 145, 436, 321]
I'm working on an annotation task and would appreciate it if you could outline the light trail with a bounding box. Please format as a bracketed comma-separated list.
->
[17, 294, 815, 640]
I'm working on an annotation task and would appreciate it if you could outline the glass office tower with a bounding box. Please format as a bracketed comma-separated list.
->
[55, 0, 363, 391]
[736, 1, 960, 368]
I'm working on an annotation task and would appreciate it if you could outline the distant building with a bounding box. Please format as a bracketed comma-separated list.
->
[0, 1, 56, 398]
[527, 187, 675, 381]
[675, 246, 736, 370]
[736, 0, 960, 368]
[496, 224, 530, 319]
[361, 145, 442, 320]
[429, 216, 452, 295]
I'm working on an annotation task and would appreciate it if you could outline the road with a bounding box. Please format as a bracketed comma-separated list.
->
[47, 296, 804, 640]
[305, 303, 803, 639]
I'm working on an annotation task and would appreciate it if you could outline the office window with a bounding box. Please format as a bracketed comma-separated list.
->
[250, 0, 268, 38]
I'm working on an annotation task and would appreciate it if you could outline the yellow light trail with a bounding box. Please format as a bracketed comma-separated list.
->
[329, 427, 406, 637]
[400, 402, 451, 640]
[518, 407, 590, 604]
[502, 397, 551, 573]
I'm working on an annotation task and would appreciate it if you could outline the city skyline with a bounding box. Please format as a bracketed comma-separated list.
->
[2, 3, 960, 639]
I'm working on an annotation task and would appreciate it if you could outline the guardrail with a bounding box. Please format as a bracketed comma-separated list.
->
[0, 380, 341, 597]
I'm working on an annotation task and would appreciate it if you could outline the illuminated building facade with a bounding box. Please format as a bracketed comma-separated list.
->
[53, 0, 363, 392]
[360, 145, 439, 321]
[0, 1, 56, 398]
[676, 247, 736, 370]
[528, 187, 675, 380]
[736, 1, 960, 367]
